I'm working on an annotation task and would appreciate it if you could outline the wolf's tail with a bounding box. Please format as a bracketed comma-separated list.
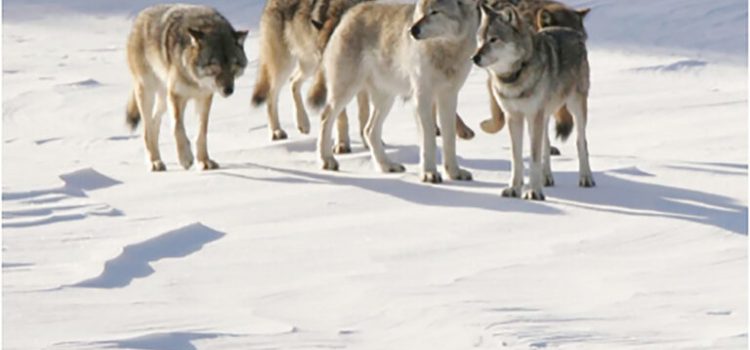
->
[554, 106, 574, 141]
[307, 68, 327, 110]
[251, 64, 271, 107]
[126, 90, 141, 130]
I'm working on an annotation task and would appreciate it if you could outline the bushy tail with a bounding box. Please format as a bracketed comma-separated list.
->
[554, 106, 574, 141]
[126, 90, 140, 130]
[251, 64, 271, 107]
[307, 68, 327, 110]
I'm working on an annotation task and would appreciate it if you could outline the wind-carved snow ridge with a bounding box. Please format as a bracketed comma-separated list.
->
[2, 168, 123, 228]
[72, 223, 225, 289]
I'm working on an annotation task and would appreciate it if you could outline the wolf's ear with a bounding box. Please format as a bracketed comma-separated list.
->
[188, 28, 205, 46]
[311, 19, 324, 30]
[537, 8, 553, 28]
[498, 6, 518, 26]
[577, 8, 591, 18]
[235, 30, 249, 46]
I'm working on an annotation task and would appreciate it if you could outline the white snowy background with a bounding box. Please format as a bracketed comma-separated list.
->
[2, 0, 748, 349]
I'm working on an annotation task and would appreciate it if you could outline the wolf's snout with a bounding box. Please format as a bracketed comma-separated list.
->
[472, 55, 482, 66]
[222, 86, 234, 96]
[410, 25, 421, 39]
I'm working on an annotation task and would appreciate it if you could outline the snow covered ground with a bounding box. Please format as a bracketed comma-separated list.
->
[2, 0, 748, 349]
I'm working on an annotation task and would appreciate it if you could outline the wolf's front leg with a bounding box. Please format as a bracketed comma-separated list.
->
[437, 92, 471, 181]
[196, 94, 219, 170]
[502, 115, 524, 198]
[356, 91, 371, 148]
[168, 92, 194, 170]
[415, 92, 440, 183]
[334, 110, 352, 154]
[524, 112, 546, 200]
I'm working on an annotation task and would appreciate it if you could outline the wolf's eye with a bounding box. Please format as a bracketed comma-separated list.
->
[489, 37, 498, 43]
[202, 63, 220, 75]
[430, 10, 439, 15]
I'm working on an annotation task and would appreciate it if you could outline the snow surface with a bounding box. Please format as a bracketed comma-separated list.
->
[2, 0, 748, 349]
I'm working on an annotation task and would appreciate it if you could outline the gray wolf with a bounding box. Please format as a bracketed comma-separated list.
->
[478, 0, 589, 154]
[250, 0, 372, 153]
[126, 4, 248, 171]
[308, 0, 480, 183]
[473, 4, 594, 200]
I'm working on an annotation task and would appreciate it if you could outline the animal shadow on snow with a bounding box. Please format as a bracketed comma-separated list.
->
[66, 332, 234, 350]
[548, 166, 748, 235]
[71, 222, 225, 289]
[218, 163, 560, 214]
[2, 168, 123, 228]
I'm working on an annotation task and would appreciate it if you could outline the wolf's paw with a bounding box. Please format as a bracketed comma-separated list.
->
[321, 157, 339, 171]
[201, 159, 220, 171]
[579, 174, 596, 188]
[447, 168, 473, 181]
[380, 162, 406, 173]
[178, 150, 194, 170]
[151, 160, 166, 172]
[272, 129, 288, 141]
[550, 146, 561, 156]
[421, 171, 443, 184]
[457, 125, 475, 140]
[501, 187, 520, 198]
[480, 118, 503, 134]
[544, 174, 555, 187]
[333, 143, 352, 154]
[297, 119, 311, 135]
[522, 189, 546, 201]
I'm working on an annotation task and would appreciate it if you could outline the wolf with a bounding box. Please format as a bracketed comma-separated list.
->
[478, 0, 590, 154]
[473, 4, 594, 200]
[251, 0, 374, 153]
[126, 4, 248, 171]
[308, 0, 480, 183]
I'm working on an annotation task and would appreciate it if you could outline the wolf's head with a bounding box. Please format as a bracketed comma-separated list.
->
[410, 0, 479, 41]
[186, 28, 249, 97]
[535, 4, 590, 34]
[472, 5, 532, 71]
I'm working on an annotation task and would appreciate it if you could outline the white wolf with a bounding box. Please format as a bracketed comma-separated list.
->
[308, 0, 480, 183]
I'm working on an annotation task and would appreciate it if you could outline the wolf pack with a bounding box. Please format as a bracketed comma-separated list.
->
[125, 0, 593, 201]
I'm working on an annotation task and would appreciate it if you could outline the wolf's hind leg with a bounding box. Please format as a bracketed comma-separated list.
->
[290, 61, 314, 135]
[567, 93, 595, 187]
[365, 90, 401, 173]
[134, 84, 165, 171]
[542, 115, 554, 187]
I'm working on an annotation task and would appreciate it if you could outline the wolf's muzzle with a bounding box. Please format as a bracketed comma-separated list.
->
[410, 25, 421, 39]
[472, 54, 482, 66]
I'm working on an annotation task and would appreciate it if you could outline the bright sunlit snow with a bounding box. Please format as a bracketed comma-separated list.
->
[2, 0, 747, 349]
